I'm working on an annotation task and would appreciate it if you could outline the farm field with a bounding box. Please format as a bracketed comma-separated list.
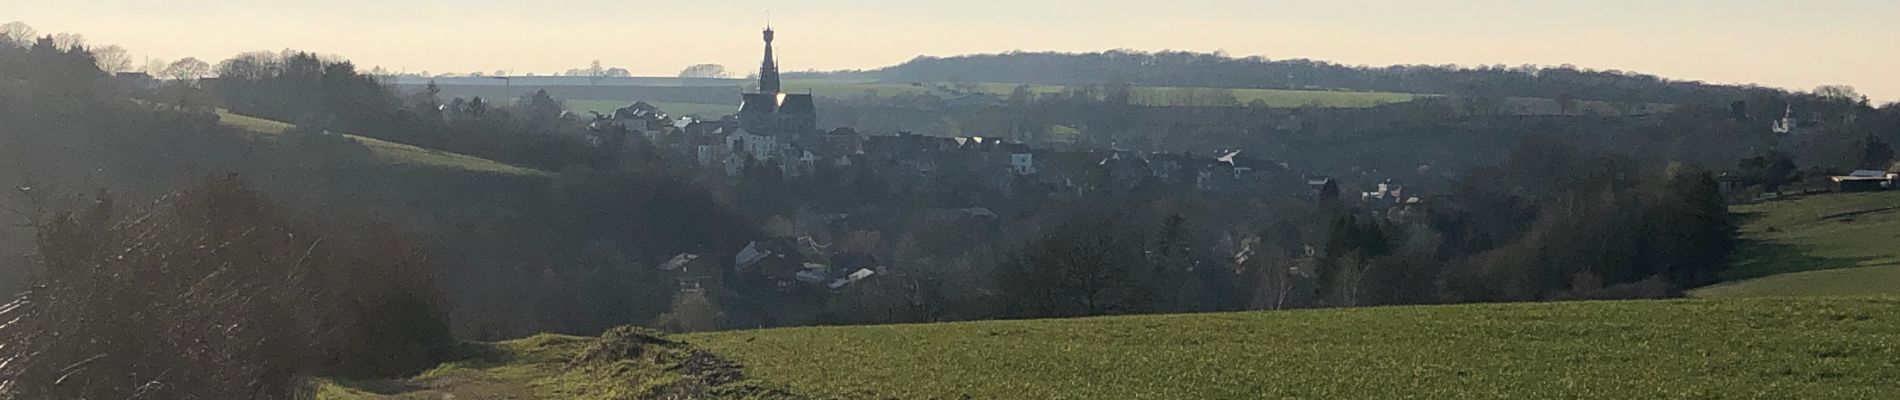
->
[692, 297, 1900, 399]
[322, 297, 1900, 399]
[555, 79, 1429, 115]
[216, 111, 547, 176]
[783, 79, 1425, 108]
[556, 78, 1677, 119]
[1694, 191, 1900, 298]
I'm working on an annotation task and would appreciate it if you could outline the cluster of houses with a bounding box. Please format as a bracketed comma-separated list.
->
[651, 236, 885, 295]
[587, 26, 1330, 201]
[1831, 169, 1900, 192]
[587, 26, 1426, 294]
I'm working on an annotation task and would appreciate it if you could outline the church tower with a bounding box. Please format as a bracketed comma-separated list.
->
[737, 25, 815, 140]
[758, 26, 782, 94]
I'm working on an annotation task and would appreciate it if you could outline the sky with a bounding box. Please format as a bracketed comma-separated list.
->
[10, 0, 1899, 101]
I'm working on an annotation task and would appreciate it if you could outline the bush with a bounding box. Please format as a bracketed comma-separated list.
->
[0, 175, 452, 399]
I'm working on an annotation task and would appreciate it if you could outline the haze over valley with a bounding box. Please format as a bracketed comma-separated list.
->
[3, 2, 1899, 398]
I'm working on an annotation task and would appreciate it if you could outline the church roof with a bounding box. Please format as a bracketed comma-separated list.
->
[741, 93, 775, 114]
[779, 94, 815, 115]
[739, 92, 815, 116]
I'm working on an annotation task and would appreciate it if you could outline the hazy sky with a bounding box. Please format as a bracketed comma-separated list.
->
[12, 0, 1899, 101]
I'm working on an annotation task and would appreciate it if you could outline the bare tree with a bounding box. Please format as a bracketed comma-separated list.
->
[92, 45, 133, 73]
[50, 32, 85, 50]
[1241, 238, 1299, 311]
[996, 217, 1146, 317]
[1813, 85, 1861, 102]
[1326, 253, 1372, 307]
[214, 51, 280, 80]
[588, 59, 605, 86]
[678, 63, 730, 79]
[1, 21, 35, 46]
[143, 58, 170, 76]
[163, 57, 211, 82]
[654, 291, 724, 333]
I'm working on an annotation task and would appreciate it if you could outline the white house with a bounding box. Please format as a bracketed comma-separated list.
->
[726, 128, 778, 162]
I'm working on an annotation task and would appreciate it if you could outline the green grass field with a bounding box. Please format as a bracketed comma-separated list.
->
[315, 335, 593, 399]
[216, 111, 548, 177]
[1694, 191, 1900, 297]
[556, 80, 1422, 124]
[687, 298, 1899, 399]
[321, 298, 1900, 399]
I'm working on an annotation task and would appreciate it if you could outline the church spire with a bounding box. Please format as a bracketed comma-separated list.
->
[758, 24, 781, 94]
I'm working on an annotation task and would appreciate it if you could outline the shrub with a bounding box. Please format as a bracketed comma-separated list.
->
[0, 175, 452, 399]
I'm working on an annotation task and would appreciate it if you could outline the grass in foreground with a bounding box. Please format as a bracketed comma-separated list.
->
[316, 327, 794, 400]
[216, 111, 548, 176]
[1694, 191, 1900, 297]
[689, 298, 1900, 399]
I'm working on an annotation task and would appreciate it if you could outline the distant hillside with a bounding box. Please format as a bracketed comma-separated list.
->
[1695, 191, 1900, 297]
[217, 111, 549, 177]
[396, 83, 742, 107]
[791, 50, 1775, 104]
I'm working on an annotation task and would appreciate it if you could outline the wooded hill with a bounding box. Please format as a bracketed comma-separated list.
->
[791, 50, 1783, 103]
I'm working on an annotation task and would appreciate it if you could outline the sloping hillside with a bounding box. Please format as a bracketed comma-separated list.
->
[686, 298, 1899, 399]
[330, 298, 1900, 399]
[216, 111, 549, 177]
[1695, 191, 1900, 297]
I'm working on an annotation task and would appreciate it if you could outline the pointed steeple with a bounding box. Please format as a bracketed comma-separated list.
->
[758, 24, 781, 94]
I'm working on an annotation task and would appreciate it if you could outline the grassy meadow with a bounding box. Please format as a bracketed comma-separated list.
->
[686, 298, 1900, 399]
[1694, 191, 1900, 297]
[216, 111, 548, 176]
[318, 298, 1900, 399]
[557, 79, 1427, 115]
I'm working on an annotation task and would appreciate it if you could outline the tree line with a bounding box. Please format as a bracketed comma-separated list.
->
[1, 33, 453, 399]
[794, 49, 1785, 104]
[984, 139, 1735, 319]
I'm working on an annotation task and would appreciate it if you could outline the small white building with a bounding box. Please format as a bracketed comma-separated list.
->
[726, 128, 778, 162]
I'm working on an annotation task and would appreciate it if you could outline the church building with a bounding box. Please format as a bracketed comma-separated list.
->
[738, 26, 818, 138]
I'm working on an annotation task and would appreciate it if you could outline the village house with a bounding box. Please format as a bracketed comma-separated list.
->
[1832, 170, 1898, 192]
